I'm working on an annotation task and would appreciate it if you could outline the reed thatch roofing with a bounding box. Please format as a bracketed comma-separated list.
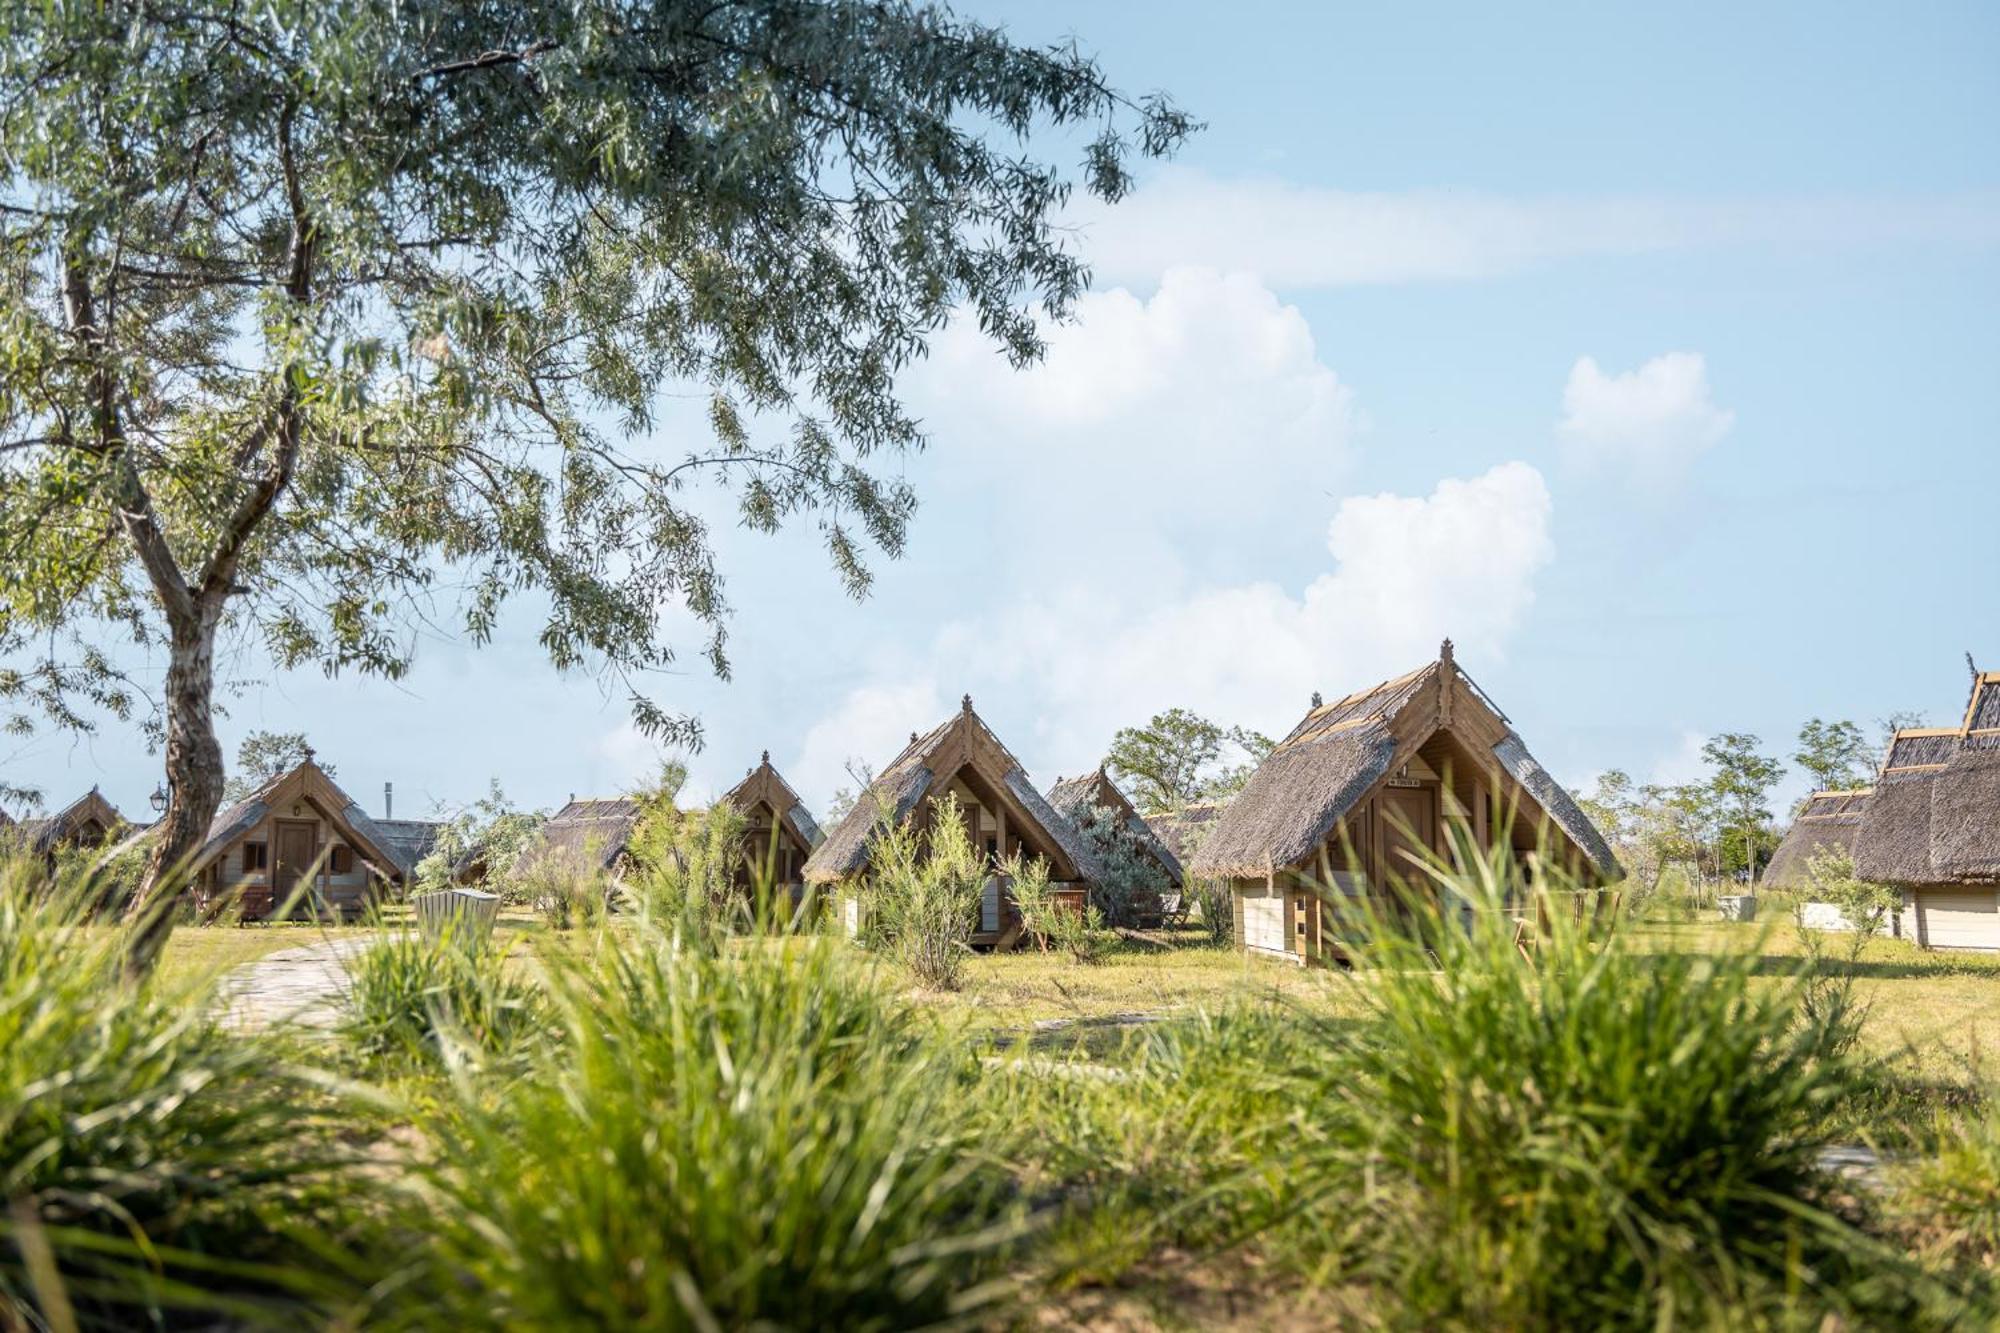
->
[1188, 647, 1616, 880]
[527, 798, 644, 873]
[19, 787, 123, 857]
[722, 753, 824, 854]
[376, 819, 445, 872]
[801, 696, 1091, 885]
[1045, 767, 1182, 886]
[1765, 788, 1872, 887]
[1144, 799, 1230, 866]
[1854, 676, 2000, 887]
[185, 760, 411, 878]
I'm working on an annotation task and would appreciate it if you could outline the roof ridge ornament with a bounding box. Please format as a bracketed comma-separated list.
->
[961, 693, 973, 714]
[1310, 691, 1323, 709]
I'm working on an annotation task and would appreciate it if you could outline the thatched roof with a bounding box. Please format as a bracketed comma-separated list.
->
[21, 788, 124, 857]
[1144, 799, 1230, 866]
[801, 696, 1092, 885]
[722, 752, 824, 855]
[1047, 767, 1183, 886]
[526, 798, 644, 874]
[1765, 789, 1871, 887]
[1189, 644, 1617, 881]
[376, 819, 445, 873]
[1855, 677, 2000, 887]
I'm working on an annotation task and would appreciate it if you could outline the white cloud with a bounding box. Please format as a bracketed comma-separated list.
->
[790, 462, 1555, 805]
[1558, 352, 1734, 482]
[1072, 168, 2000, 289]
[1648, 731, 1712, 787]
[790, 678, 943, 813]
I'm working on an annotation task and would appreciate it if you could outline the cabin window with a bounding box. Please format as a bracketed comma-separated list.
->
[329, 845, 353, 875]
[242, 842, 268, 872]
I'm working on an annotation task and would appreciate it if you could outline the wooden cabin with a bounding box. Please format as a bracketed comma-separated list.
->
[1045, 766, 1182, 924]
[20, 787, 124, 862]
[1853, 671, 2000, 950]
[1187, 641, 1620, 965]
[521, 798, 644, 880]
[720, 752, 824, 908]
[802, 695, 1096, 949]
[1764, 789, 1872, 889]
[183, 757, 415, 920]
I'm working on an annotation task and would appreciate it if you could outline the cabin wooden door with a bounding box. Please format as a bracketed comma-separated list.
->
[274, 820, 318, 910]
[1377, 786, 1436, 918]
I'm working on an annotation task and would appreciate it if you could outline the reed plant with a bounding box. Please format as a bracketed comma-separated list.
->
[0, 855, 360, 1329]
[339, 916, 546, 1069]
[376, 923, 1024, 1330]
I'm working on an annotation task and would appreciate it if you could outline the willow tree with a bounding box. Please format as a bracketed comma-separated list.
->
[0, 2, 1191, 976]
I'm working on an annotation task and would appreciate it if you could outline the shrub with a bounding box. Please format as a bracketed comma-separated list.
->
[1071, 801, 1169, 927]
[1186, 876, 1232, 945]
[1298, 846, 1947, 1327]
[377, 928, 1022, 1330]
[339, 921, 545, 1068]
[1803, 845, 1901, 941]
[867, 793, 986, 989]
[0, 857, 358, 1329]
[1006, 851, 1107, 964]
[624, 789, 758, 940]
[511, 848, 609, 931]
[1891, 1107, 2000, 1271]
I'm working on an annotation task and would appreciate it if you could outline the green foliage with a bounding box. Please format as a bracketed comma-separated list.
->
[624, 782, 758, 941]
[411, 779, 544, 897]
[1702, 731, 1785, 881]
[513, 851, 609, 932]
[1802, 845, 1902, 940]
[1072, 799, 1171, 927]
[1298, 848, 1939, 1328]
[0, 1, 1191, 746]
[339, 922, 546, 1068]
[1104, 708, 1271, 813]
[1005, 850, 1106, 964]
[0, 857, 356, 1329]
[377, 929, 1021, 1330]
[1892, 1107, 2000, 1273]
[1793, 717, 1872, 794]
[865, 793, 986, 989]
[222, 730, 328, 803]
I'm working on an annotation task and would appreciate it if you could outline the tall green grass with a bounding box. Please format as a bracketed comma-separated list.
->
[1296, 843, 1960, 1327]
[0, 857, 359, 1329]
[372, 923, 1026, 1329]
[339, 916, 547, 1069]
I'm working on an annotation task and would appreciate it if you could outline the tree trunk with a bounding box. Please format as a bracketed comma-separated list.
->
[122, 613, 226, 983]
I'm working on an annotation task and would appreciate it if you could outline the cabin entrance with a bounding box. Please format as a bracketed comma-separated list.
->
[1376, 784, 1437, 923]
[274, 820, 318, 909]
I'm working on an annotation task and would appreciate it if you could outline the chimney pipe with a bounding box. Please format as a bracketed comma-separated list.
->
[384, 781, 394, 820]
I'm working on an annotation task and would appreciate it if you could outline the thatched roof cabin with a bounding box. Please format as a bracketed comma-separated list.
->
[1187, 642, 1617, 964]
[1764, 790, 1872, 888]
[526, 798, 645, 876]
[805, 696, 1096, 887]
[19, 787, 124, 859]
[1046, 766, 1182, 887]
[721, 752, 823, 888]
[1855, 673, 2000, 891]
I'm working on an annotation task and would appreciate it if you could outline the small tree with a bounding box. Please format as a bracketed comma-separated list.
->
[222, 731, 331, 803]
[867, 794, 986, 990]
[1792, 719, 1871, 795]
[1072, 801, 1170, 927]
[1801, 846, 1900, 944]
[1702, 733, 1784, 888]
[1000, 850, 1103, 964]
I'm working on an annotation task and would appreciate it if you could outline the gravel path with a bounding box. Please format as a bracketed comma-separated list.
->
[219, 935, 382, 1031]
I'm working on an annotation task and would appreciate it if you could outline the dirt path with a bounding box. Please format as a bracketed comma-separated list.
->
[219, 934, 382, 1031]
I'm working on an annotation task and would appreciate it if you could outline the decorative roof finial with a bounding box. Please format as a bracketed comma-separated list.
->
[909, 730, 919, 744]
[1969, 651, 1980, 680]
[302, 743, 316, 763]
[1310, 690, 1323, 709]
[761, 749, 770, 765]
[961, 693, 973, 714]
[1440, 637, 1455, 666]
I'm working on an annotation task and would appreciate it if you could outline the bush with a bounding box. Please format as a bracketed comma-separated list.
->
[1892, 1107, 2000, 1271]
[0, 857, 358, 1329]
[624, 790, 758, 939]
[339, 920, 545, 1068]
[1186, 876, 1232, 945]
[1071, 801, 1170, 927]
[1298, 847, 1948, 1327]
[1006, 851, 1107, 964]
[1802, 845, 1901, 941]
[377, 928, 1022, 1329]
[511, 849, 609, 931]
[866, 793, 986, 989]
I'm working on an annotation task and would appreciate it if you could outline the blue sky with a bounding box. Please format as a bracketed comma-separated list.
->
[8, 0, 1998, 825]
